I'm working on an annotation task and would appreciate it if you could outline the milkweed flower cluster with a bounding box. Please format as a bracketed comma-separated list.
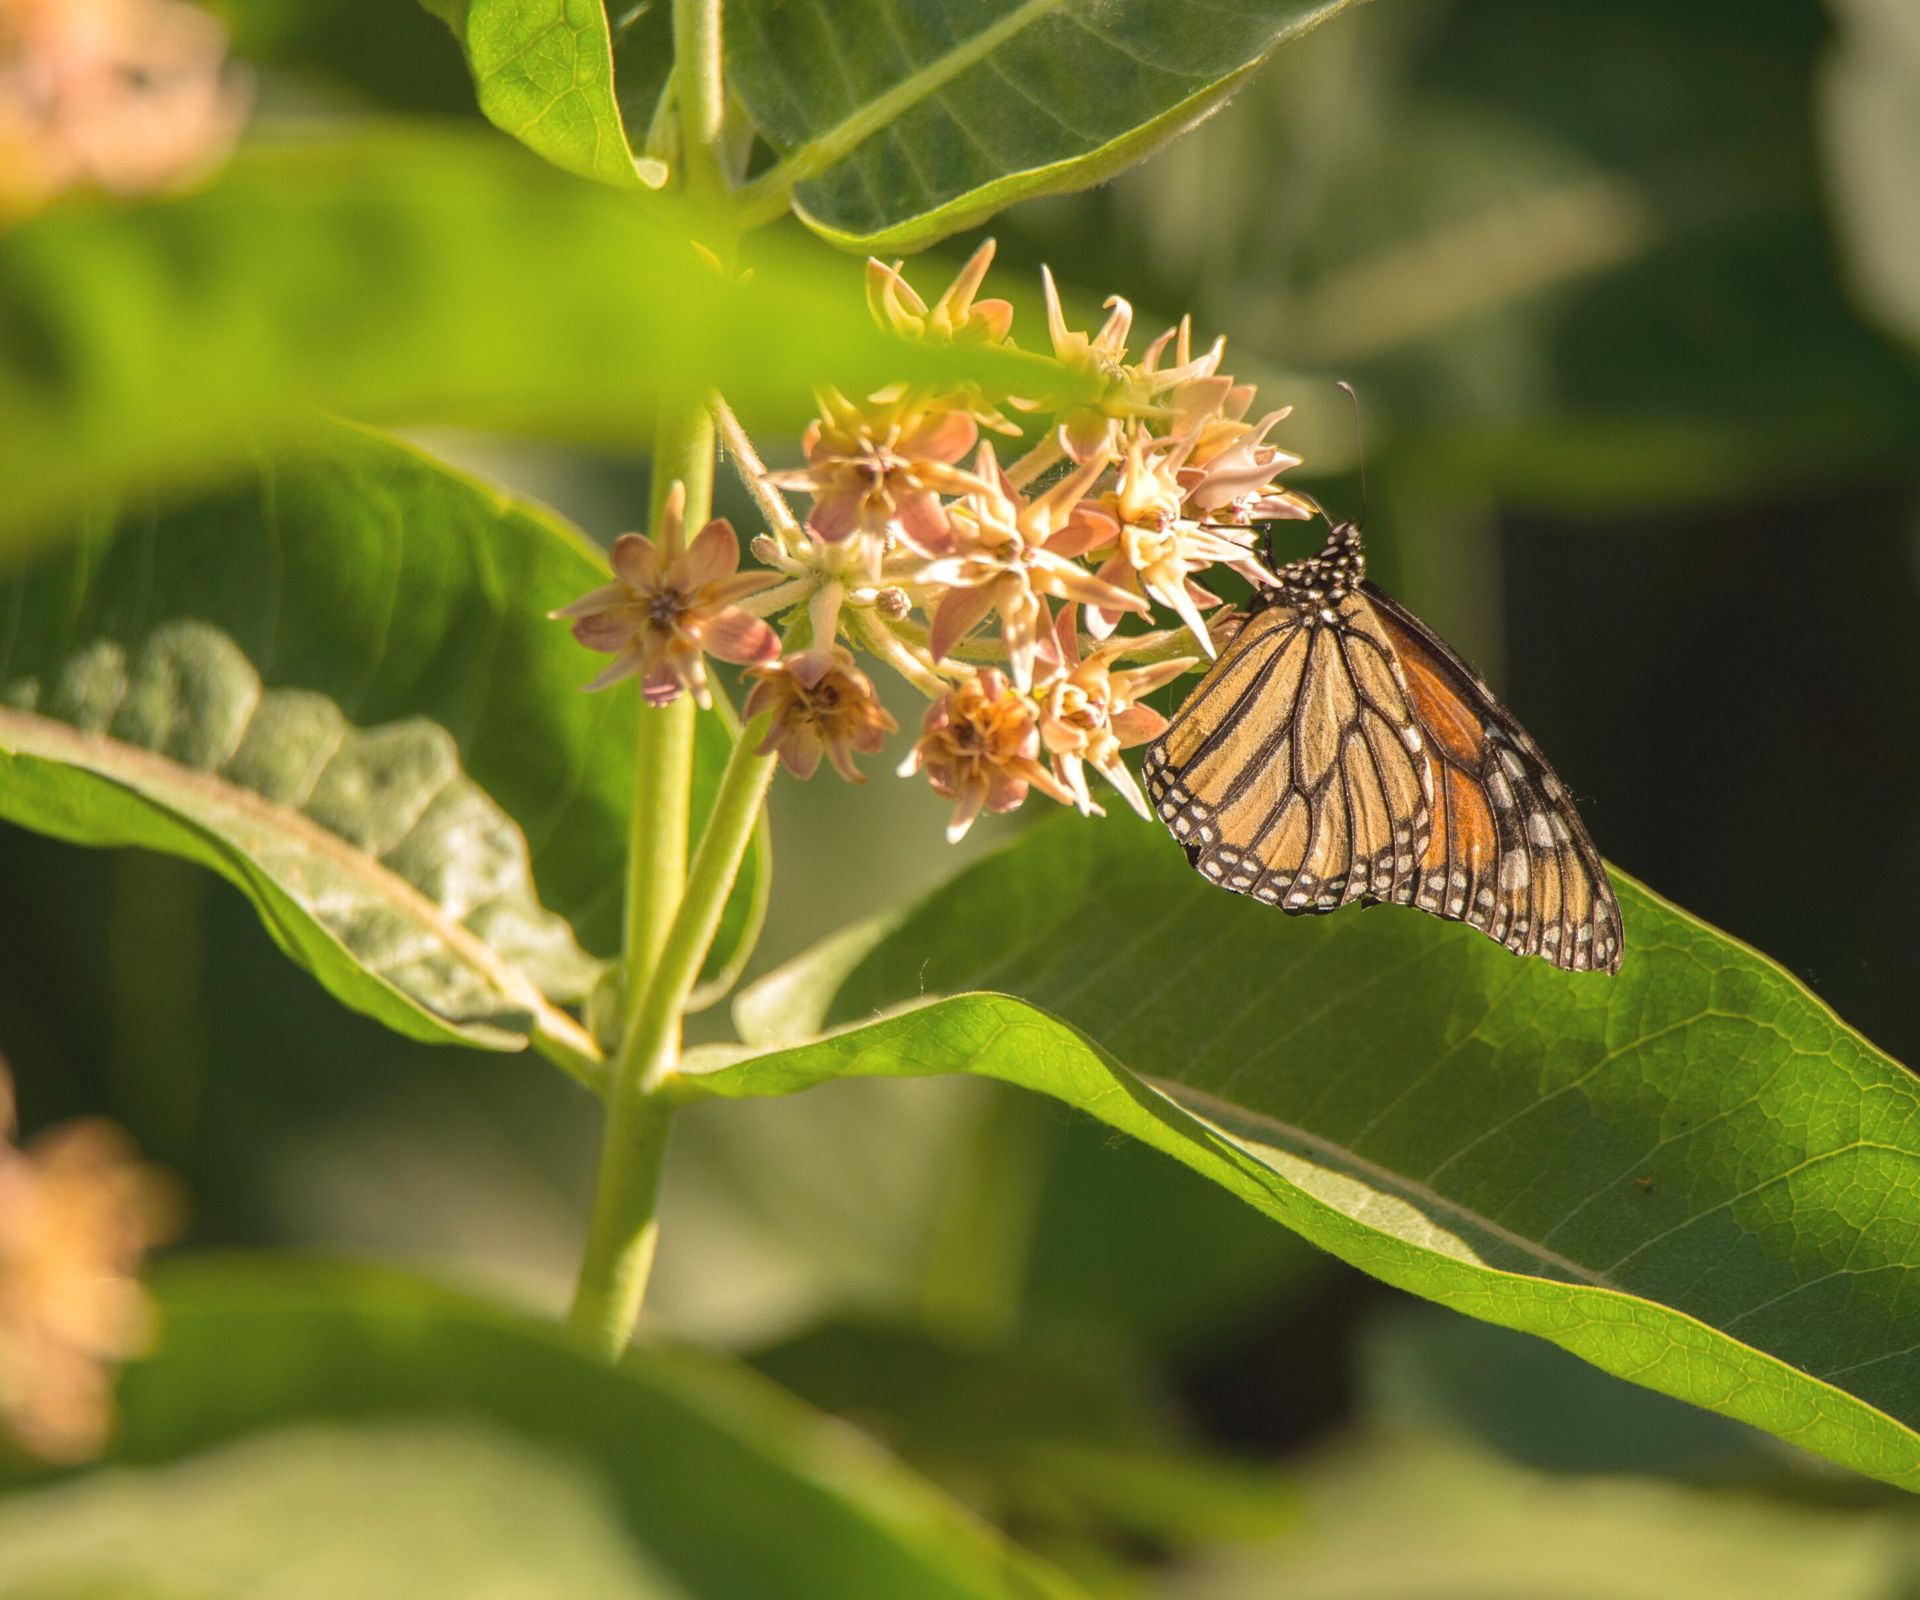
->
[0, 1061, 177, 1462]
[558, 241, 1311, 842]
[0, 0, 247, 222]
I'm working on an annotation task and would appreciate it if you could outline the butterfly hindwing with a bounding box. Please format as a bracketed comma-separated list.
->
[1364, 582, 1623, 973]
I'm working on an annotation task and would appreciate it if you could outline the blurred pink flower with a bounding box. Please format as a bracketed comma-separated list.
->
[0, 1060, 178, 1463]
[0, 0, 247, 220]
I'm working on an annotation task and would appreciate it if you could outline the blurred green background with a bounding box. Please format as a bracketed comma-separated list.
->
[6, 0, 1920, 1592]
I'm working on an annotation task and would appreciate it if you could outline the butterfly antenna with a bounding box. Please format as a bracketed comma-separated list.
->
[1336, 380, 1367, 525]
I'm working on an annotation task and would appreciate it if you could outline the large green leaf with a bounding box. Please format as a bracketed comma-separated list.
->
[426, 0, 654, 187]
[0, 420, 761, 1060]
[0, 1261, 1081, 1600]
[0, 126, 1077, 563]
[726, 0, 1369, 251]
[682, 810, 1920, 1491]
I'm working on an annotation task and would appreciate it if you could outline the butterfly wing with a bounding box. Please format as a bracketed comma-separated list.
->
[1142, 596, 1435, 912]
[1361, 581, 1623, 974]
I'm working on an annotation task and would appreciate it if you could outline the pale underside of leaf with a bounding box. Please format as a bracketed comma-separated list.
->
[0, 621, 598, 1055]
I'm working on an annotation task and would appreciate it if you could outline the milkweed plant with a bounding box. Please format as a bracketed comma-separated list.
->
[5, 0, 1920, 1580]
[553, 239, 1315, 1350]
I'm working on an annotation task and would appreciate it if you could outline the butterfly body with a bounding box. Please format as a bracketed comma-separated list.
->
[1142, 520, 1623, 974]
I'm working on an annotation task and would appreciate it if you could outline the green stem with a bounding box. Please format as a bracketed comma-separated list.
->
[567, 718, 777, 1354]
[631, 715, 780, 1098]
[567, 403, 721, 1358]
[673, 0, 729, 202]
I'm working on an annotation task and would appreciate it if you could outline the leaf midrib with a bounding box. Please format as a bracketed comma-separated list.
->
[749, 0, 1064, 190]
[0, 705, 596, 1055]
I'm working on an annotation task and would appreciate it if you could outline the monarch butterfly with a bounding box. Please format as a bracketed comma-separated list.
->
[1142, 514, 1623, 974]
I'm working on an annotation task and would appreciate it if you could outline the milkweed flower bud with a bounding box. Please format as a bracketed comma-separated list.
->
[0, 1061, 178, 1462]
[746, 647, 898, 783]
[899, 668, 1076, 842]
[551, 482, 782, 706]
[866, 239, 1014, 347]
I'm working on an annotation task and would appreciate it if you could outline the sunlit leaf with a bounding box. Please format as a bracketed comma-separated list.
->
[0, 1261, 1084, 1600]
[692, 810, 1920, 1491]
[428, 0, 652, 186]
[0, 421, 761, 1058]
[727, 0, 1369, 251]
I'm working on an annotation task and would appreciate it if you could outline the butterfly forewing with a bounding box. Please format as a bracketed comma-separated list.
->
[1144, 592, 1435, 913]
[1143, 520, 1622, 975]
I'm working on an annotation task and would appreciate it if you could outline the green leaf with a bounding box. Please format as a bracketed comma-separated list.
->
[686, 811, 1920, 1491]
[0, 420, 761, 1058]
[0, 126, 1078, 564]
[1170, 1434, 1917, 1600]
[0, 1261, 1083, 1600]
[727, 0, 1368, 251]
[755, 1319, 1300, 1550]
[431, 0, 655, 187]
[1358, 1303, 1801, 1482]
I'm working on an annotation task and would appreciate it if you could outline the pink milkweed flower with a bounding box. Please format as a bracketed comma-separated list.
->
[1034, 610, 1196, 820]
[766, 387, 983, 555]
[1178, 406, 1314, 526]
[898, 667, 1077, 843]
[1066, 430, 1277, 656]
[0, 0, 248, 221]
[745, 646, 898, 783]
[552, 482, 781, 707]
[918, 442, 1147, 691]
[0, 1060, 178, 1463]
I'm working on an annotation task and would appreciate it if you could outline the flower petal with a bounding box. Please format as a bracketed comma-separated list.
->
[808, 492, 864, 543]
[551, 582, 630, 621]
[929, 581, 1000, 663]
[584, 649, 646, 692]
[701, 609, 781, 667]
[908, 408, 979, 465]
[608, 533, 657, 585]
[895, 491, 954, 555]
[686, 518, 741, 587]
